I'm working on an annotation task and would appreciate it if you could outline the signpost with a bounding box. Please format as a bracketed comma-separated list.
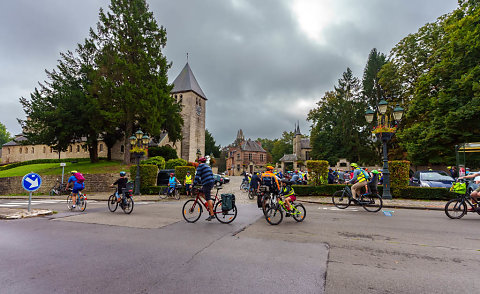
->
[22, 173, 42, 212]
[60, 163, 66, 185]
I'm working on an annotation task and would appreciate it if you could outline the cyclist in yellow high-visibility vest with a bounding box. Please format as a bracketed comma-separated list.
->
[347, 163, 368, 199]
[184, 171, 193, 196]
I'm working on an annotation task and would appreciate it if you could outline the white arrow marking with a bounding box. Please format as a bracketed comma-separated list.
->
[25, 177, 39, 188]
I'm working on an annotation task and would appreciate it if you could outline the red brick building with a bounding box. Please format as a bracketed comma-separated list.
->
[226, 129, 267, 176]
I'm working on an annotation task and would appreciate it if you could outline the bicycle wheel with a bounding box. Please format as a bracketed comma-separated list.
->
[159, 187, 168, 199]
[265, 206, 283, 225]
[182, 199, 203, 223]
[174, 189, 180, 200]
[122, 197, 134, 214]
[49, 189, 55, 196]
[78, 196, 87, 212]
[292, 203, 306, 222]
[108, 195, 118, 212]
[332, 190, 351, 209]
[66, 195, 73, 210]
[214, 201, 237, 224]
[248, 190, 255, 200]
[444, 199, 466, 219]
[361, 193, 383, 212]
[262, 195, 271, 215]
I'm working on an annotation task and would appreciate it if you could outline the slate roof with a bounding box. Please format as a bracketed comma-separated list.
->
[241, 139, 266, 153]
[279, 154, 297, 162]
[171, 63, 207, 100]
[3, 134, 28, 146]
[300, 138, 311, 149]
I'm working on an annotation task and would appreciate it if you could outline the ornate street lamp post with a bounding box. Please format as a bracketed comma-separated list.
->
[129, 129, 150, 195]
[365, 99, 404, 199]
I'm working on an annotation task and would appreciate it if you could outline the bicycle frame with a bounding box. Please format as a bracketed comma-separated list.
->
[191, 187, 222, 214]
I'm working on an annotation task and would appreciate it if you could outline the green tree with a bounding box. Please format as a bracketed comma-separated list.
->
[205, 129, 221, 158]
[0, 122, 12, 147]
[92, 0, 182, 163]
[271, 131, 294, 163]
[148, 145, 178, 161]
[362, 48, 387, 111]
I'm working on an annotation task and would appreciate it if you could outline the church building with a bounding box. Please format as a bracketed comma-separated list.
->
[279, 123, 312, 171]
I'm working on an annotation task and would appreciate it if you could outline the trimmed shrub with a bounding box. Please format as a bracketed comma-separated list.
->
[141, 156, 166, 169]
[148, 146, 178, 161]
[165, 158, 188, 169]
[175, 166, 196, 185]
[141, 185, 165, 195]
[306, 160, 329, 185]
[389, 160, 410, 195]
[130, 164, 158, 186]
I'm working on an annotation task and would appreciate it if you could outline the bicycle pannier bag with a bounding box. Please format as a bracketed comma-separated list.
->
[221, 193, 235, 211]
[74, 172, 85, 184]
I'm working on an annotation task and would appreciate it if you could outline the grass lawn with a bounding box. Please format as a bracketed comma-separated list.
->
[0, 160, 131, 178]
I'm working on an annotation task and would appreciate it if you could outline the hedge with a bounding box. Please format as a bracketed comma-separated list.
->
[130, 164, 158, 187]
[293, 184, 456, 200]
[165, 158, 188, 169]
[141, 156, 166, 169]
[0, 157, 95, 171]
[175, 166, 196, 184]
[306, 160, 329, 185]
[389, 160, 410, 195]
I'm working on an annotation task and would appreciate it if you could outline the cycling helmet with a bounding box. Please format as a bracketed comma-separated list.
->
[372, 170, 379, 174]
[170, 173, 174, 176]
[120, 171, 126, 176]
[70, 170, 78, 174]
[350, 163, 358, 168]
[267, 166, 274, 171]
[198, 157, 206, 163]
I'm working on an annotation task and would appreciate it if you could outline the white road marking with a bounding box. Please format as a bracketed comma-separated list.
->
[0, 199, 97, 207]
[320, 207, 359, 211]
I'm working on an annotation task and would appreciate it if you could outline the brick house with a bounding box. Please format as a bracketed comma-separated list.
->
[226, 129, 267, 176]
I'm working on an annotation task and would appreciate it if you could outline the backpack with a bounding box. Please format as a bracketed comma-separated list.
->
[262, 175, 274, 187]
[74, 172, 85, 184]
[361, 169, 371, 181]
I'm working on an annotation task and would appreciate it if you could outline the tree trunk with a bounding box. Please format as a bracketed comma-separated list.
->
[89, 140, 99, 163]
[107, 147, 112, 161]
[124, 124, 132, 164]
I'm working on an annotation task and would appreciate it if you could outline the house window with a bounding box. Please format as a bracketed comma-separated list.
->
[260, 154, 264, 161]
[69, 146, 72, 152]
[237, 154, 240, 160]
[50, 147, 53, 153]
[20, 148, 22, 154]
[99, 144, 103, 152]
[43, 147, 46, 153]
[248, 153, 252, 161]
[8, 148, 10, 154]
[25, 147, 28, 154]
[120, 145, 125, 153]
[31, 147, 34, 154]
[305, 151, 310, 160]
[76, 145, 80, 152]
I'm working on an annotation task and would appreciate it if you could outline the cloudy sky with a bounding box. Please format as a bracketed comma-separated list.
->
[0, 0, 458, 146]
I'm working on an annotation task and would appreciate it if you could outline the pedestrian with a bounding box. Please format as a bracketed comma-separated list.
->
[184, 171, 193, 196]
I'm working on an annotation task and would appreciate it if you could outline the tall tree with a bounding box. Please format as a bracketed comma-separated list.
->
[271, 131, 294, 163]
[205, 129, 221, 158]
[92, 0, 182, 163]
[0, 122, 12, 147]
[362, 48, 387, 112]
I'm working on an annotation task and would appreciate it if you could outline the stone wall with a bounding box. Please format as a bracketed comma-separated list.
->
[0, 173, 121, 195]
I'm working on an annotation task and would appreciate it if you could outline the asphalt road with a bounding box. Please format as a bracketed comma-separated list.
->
[1, 179, 480, 294]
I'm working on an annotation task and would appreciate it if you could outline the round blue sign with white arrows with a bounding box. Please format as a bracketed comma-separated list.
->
[22, 173, 42, 192]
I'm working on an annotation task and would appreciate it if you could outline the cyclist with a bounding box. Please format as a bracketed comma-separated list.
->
[347, 163, 368, 199]
[279, 179, 296, 217]
[184, 171, 193, 197]
[66, 170, 85, 209]
[459, 172, 480, 211]
[364, 170, 380, 196]
[168, 173, 181, 196]
[193, 157, 215, 221]
[261, 166, 280, 194]
[110, 171, 128, 203]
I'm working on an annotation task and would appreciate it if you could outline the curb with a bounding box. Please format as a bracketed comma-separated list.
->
[0, 209, 53, 220]
[297, 199, 444, 211]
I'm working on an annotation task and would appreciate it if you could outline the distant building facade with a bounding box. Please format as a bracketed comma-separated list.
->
[279, 123, 312, 171]
[226, 129, 267, 176]
[1, 63, 206, 163]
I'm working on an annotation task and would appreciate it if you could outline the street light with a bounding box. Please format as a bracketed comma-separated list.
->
[130, 129, 150, 195]
[365, 100, 404, 199]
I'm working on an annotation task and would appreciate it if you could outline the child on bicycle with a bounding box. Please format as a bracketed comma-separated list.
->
[110, 171, 128, 203]
[280, 179, 296, 216]
[168, 173, 181, 195]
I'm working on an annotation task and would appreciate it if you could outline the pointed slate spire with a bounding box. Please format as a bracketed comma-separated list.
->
[171, 63, 207, 100]
[295, 121, 301, 135]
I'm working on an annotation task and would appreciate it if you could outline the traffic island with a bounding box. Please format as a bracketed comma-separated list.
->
[0, 208, 53, 219]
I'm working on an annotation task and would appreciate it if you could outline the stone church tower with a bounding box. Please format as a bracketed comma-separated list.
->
[171, 63, 206, 162]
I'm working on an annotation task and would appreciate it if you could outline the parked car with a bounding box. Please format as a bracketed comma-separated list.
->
[157, 169, 175, 186]
[213, 174, 225, 186]
[409, 170, 455, 188]
[221, 175, 230, 183]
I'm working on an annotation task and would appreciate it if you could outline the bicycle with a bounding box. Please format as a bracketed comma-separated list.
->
[66, 190, 87, 211]
[240, 179, 249, 192]
[445, 180, 480, 219]
[332, 184, 383, 212]
[108, 184, 134, 214]
[159, 184, 181, 200]
[265, 196, 306, 225]
[182, 186, 237, 224]
[248, 187, 258, 200]
[50, 179, 68, 196]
